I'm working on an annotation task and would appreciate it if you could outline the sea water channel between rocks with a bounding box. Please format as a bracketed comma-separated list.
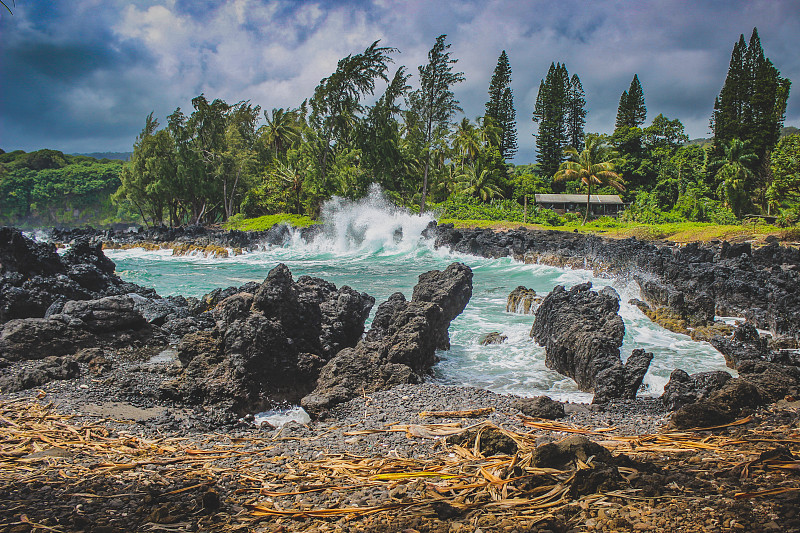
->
[103, 194, 732, 419]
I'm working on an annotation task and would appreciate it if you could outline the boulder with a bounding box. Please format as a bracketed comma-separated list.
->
[530, 282, 653, 403]
[0, 356, 80, 392]
[661, 369, 733, 410]
[0, 228, 155, 323]
[0, 295, 151, 361]
[512, 396, 565, 419]
[479, 331, 507, 345]
[669, 379, 764, 429]
[302, 263, 473, 416]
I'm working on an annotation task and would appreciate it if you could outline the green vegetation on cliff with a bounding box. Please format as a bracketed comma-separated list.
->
[0, 149, 137, 227]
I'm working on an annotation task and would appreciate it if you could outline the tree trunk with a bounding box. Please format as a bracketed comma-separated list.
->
[420, 153, 430, 212]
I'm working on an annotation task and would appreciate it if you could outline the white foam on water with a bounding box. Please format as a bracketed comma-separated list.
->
[106, 186, 733, 403]
[299, 184, 435, 257]
[254, 406, 311, 428]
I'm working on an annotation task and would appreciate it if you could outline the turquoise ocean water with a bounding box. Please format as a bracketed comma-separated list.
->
[107, 190, 731, 402]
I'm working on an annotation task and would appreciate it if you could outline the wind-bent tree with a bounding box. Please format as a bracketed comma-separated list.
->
[358, 67, 411, 195]
[554, 136, 625, 225]
[309, 41, 397, 188]
[114, 113, 176, 226]
[408, 34, 464, 212]
[485, 50, 517, 159]
[615, 74, 646, 130]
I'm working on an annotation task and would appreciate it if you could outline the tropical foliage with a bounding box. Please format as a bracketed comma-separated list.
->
[1, 26, 797, 231]
[554, 137, 625, 224]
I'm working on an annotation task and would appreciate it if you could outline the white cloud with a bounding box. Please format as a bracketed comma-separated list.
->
[3, 0, 799, 156]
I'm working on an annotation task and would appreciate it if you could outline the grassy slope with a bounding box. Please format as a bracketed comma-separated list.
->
[440, 218, 800, 244]
[224, 213, 799, 244]
[222, 213, 316, 231]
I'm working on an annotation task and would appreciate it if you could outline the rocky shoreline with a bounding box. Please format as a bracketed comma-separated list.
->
[1, 223, 800, 531]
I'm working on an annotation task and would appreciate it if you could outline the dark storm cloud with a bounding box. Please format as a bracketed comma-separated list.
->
[0, 0, 798, 161]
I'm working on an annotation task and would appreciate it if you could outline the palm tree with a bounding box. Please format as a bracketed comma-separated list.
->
[714, 138, 756, 217]
[456, 164, 503, 202]
[260, 108, 301, 157]
[452, 118, 481, 168]
[271, 159, 306, 215]
[554, 136, 625, 225]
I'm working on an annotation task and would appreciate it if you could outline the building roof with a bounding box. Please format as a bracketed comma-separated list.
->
[534, 194, 623, 205]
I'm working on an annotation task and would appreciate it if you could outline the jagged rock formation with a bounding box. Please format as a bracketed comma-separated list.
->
[506, 286, 540, 314]
[162, 264, 375, 414]
[0, 227, 157, 323]
[301, 263, 473, 417]
[426, 223, 800, 339]
[666, 323, 800, 429]
[531, 282, 653, 403]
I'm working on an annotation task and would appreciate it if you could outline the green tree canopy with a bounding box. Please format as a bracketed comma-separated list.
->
[408, 34, 464, 212]
[485, 50, 517, 159]
[711, 28, 791, 182]
[615, 74, 646, 130]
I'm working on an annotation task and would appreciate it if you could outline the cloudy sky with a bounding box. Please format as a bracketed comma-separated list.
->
[1, 0, 799, 163]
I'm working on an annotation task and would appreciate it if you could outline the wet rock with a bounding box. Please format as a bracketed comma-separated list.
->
[163, 264, 375, 414]
[479, 331, 507, 345]
[512, 396, 565, 419]
[0, 356, 80, 392]
[507, 286, 539, 314]
[302, 263, 473, 416]
[710, 323, 769, 369]
[531, 282, 652, 403]
[661, 369, 733, 410]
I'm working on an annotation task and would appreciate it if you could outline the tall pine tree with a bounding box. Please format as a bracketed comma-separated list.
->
[533, 62, 570, 179]
[615, 74, 646, 129]
[711, 28, 791, 179]
[567, 74, 586, 152]
[485, 50, 518, 159]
